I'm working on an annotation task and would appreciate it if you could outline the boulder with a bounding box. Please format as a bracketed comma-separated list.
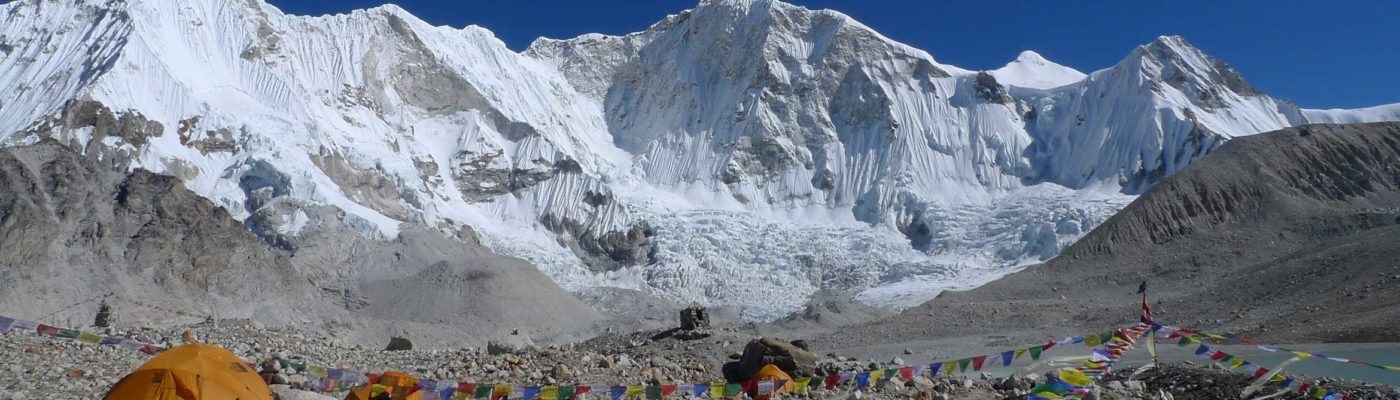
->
[721, 337, 819, 382]
[487, 331, 534, 355]
[384, 336, 413, 351]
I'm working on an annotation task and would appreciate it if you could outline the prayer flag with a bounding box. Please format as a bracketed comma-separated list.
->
[609, 387, 625, 400]
[492, 384, 512, 400]
[941, 361, 956, 375]
[928, 362, 942, 377]
[624, 385, 643, 399]
[100, 336, 122, 345]
[57, 328, 81, 339]
[139, 344, 161, 355]
[854, 372, 870, 388]
[794, 377, 811, 393]
[1253, 367, 1270, 379]
[691, 384, 708, 397]
[37, 324, 60, 336]
[1001, 351, 1014, 367]
[661, 385, 676, 396]
[971, 356, 987, 371]
[1057, 369, 1093, 387]
[10, 319, 38, 334]
[898, 367, 913, 381]
[869, 369, 884, 383]
[723, 383, 741, 397]
[0, 317, 12, 333]
[543, 387, 561, 400]
[957, 358, 971, 373]
[1083, 334, 1102, 347]
[523, 387, 540, 400]
[823, 375, 839, 390]
[1014, 348, 1026, 361]
[76, 332, 102, 344]
[1041, 341, 1056, 352]
[644, 385, 661, 400]
[1029, 346, 1043, 361]
[1195, 344, 1212, 355]
[756, 381, 773, 395]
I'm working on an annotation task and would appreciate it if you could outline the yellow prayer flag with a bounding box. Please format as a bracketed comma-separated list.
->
[493, 385, 513, 398]
[794, 377, 811, 393]
[76, 332, 102, 344]
[1014, 348, 1027, 360]
[1083, 335, 1101, 347]
[1031, 393, 1065, 399]
[709, 382, 725, 399]
[540, 386, 558, 400]
[1057, 369, 1094, 387]
[1228, 359, 1246, 369]
[1206, 333, 1227, 340]
[1291, 351, 1314, 360]
[869, 370, 884, 381]
[942, 362, 956, 374]
[625, 385, 644, 398]
[1387, 366, 1400, 372]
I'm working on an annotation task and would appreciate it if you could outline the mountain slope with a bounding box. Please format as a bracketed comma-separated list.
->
[2, 0, 1398, 320]
[822, 122, 1400, 347]
[0, 140, 603, 346]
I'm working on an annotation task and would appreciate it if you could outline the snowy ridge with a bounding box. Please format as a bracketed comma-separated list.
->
[3, 0, 1399, 319]
[989, 51, 1086, 90]
[1303, 103, 1400, 124]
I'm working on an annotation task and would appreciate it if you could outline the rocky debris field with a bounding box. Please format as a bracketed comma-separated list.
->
[1, 320, 1398, 399]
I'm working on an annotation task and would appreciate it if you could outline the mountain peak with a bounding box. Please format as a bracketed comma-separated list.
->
[989, 50, 1086, 90]
[1115, 35, 1263, 99]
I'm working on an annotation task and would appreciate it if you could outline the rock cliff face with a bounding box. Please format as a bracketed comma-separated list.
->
[0, 140, 602, 347]
[2, 0, 1397, 319]
[826, 123, 1400, 346]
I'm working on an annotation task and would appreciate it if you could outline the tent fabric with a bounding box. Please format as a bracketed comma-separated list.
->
[104, 343, 272, 400]
[344, 371, 425, 400]
[748, 364, 795, 400]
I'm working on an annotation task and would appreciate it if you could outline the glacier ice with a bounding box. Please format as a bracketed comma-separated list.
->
[1, 0, 1397, 320]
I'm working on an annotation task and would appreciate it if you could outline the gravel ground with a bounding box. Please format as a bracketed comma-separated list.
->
[2, 319, 1397, 400]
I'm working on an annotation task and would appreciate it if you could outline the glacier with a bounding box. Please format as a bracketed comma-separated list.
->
[2, 0, 1396, 320]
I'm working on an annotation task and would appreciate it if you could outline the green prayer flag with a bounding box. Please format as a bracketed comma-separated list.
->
[724, 383, 741, 397]
[1030, 383, 1071, 396]
[475, 384, 493, 399]
[1177, 337, 1193, 347]
[57, 329, 81, 339]
[957, 358, 971, 373]
[558, 386, 575, 400]
[645, 386, 661, 400]
[1098, 331, 1113, 345]
[1028, 346, 1042, 361]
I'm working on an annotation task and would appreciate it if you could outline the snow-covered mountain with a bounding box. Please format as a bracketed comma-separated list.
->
[2, 0, 1395, 320]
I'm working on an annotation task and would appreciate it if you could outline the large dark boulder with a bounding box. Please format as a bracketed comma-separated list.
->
[722, 337, 819, 382]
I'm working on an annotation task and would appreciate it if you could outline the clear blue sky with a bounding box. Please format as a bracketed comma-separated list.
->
[267, 0, 1399, 109]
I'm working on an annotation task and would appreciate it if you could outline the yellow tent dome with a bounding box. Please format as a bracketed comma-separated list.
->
[104, 343, 272, 400]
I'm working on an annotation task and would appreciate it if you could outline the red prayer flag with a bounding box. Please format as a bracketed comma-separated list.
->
[661, 385, 677, 396]
[458, 382, 476, 394]
[1042, 342, 1056, 351]
[1253, 367, 1270, 379]
[37, 324, 60, 336]
[824, 375, 839, 390]
[1297, 383, 1310, 394]
[971, 356, 987, 371]
[1210, 351, 1228, 361]
[898, 367, 913, 381]
[576, 386, 592, 395]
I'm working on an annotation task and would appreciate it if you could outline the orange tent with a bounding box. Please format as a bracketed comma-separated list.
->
[344, 371, 425, 400]
[104, 343, 272, 400]
[748, 364, 795, 400]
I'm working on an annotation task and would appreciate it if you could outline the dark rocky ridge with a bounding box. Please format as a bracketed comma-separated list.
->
[0, 140, 606, 347]
[821, 122, 1400, 348]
